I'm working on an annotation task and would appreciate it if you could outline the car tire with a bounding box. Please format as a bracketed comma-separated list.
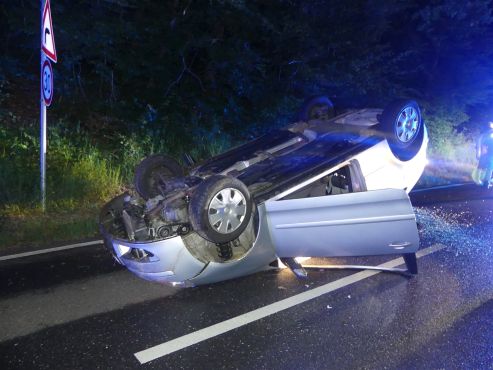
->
[134, 154, 184, 199]
[379, 99, 424, 161]
[297, 95, 336, 121]
[189, 175, 252, 244]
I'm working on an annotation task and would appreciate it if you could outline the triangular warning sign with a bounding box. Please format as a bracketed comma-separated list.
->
[41, 0, 57, 63]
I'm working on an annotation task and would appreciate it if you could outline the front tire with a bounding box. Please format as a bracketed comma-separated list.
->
[189, 175, 252, 244]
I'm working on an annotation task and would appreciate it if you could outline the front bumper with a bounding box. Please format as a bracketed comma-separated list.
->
[102, 234, 206, 286]
[100, 193, 278, 286]
[100, 194, 206, 285]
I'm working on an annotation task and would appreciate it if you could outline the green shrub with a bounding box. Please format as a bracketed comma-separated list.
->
[419, 104, 477, 186]
[0, 122, 123, 210]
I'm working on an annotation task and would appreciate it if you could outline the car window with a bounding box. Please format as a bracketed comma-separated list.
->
[281, 165, 353, 200]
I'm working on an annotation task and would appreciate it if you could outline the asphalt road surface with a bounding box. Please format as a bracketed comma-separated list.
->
[0, 185, 492, 369]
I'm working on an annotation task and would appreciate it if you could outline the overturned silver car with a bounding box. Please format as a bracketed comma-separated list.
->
[100, 97, 428, 286]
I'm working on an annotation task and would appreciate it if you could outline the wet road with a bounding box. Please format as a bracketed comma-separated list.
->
[0, 186, 492, 369]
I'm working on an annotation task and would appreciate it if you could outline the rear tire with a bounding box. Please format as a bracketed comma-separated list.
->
[297, 95, 335, 121]
[134, 154, 184, 199]
[379, 100, 424, 161]
[189, 175, 252, 244]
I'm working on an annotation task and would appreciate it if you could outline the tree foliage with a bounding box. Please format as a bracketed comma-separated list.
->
[1, 0, 493, 142]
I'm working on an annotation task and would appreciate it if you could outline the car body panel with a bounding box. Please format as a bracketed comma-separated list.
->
[354, 126, 428, 193]
[264, 188, 419, 258]
[189, 210, 277, 285]
[192, 130, 300, 177]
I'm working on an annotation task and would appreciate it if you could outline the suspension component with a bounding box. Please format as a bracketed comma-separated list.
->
[156, 226, 171, 238]
[216, 243, 233, 260]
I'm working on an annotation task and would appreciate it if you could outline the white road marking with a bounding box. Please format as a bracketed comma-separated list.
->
[134, 244, 446, 364]
[0, 240, 103, 261]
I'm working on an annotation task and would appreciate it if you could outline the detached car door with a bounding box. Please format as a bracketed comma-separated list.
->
[263, 188, 419, 258]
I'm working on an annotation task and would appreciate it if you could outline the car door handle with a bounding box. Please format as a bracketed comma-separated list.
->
[389, 242, 412, 250]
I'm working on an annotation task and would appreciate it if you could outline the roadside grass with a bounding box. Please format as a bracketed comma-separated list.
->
[417, 104, 478, 187]
[0, 122, 125, 249]
[0, 120, 236, 250]
[0, 208, 99, 249]
[419, 159, 475, 187]
[0, 155, 124, 249]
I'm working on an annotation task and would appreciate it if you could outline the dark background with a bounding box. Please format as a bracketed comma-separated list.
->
[2, 0, 493, 140]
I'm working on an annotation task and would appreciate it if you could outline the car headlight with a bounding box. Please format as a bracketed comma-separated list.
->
[115, 244, 159, 262]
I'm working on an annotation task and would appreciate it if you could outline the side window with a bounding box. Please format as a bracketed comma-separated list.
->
[282, 165, 353, 200]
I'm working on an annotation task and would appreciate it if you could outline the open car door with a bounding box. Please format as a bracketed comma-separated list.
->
[263, 188, 419, 259]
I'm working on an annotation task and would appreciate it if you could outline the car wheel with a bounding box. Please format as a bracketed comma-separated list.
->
[297, 95, 336, 121]
[380, 99, 424, 161]
[134, 154, 184, 199]
[189, 175, 252, 244]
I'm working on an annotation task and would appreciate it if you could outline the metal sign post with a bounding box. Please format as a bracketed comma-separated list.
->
[40, 0, 46, 211]
[40, 56, 47, 211]
[40, 0, 57, 211]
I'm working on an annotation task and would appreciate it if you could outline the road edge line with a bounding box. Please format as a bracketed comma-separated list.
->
[0, 240, 104, 261]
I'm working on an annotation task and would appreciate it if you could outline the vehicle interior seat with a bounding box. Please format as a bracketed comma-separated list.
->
[326, 173, 349, 195]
